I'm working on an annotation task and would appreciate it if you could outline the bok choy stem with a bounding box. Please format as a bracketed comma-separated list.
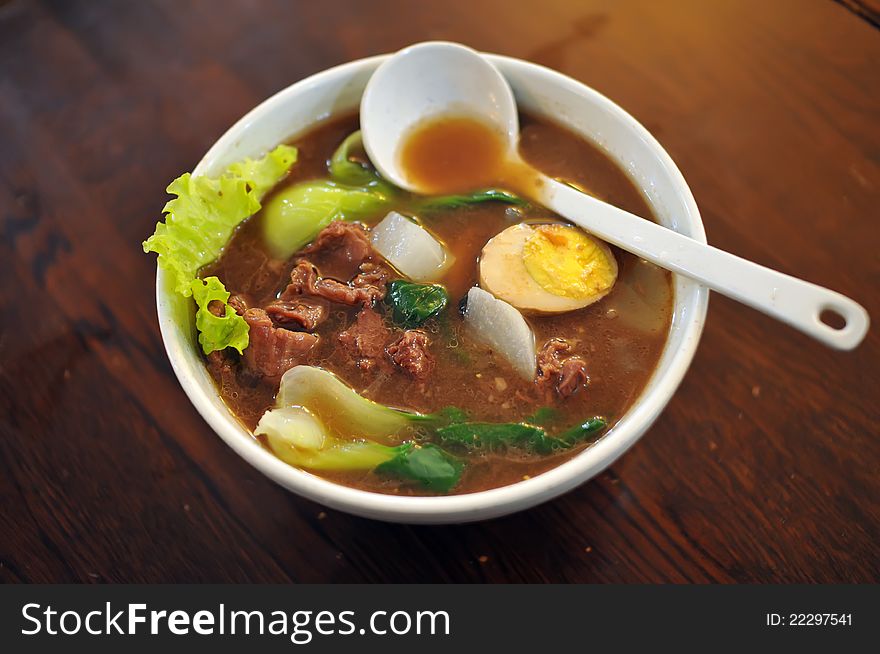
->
[257, 400, 463, 492]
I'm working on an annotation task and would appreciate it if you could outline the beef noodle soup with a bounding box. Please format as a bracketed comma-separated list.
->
[148, 112, 672, 496]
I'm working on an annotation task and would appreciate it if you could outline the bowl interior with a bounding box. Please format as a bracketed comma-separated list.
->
[156, 53, 707, 523]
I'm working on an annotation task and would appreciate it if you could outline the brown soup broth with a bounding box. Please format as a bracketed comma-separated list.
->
[202, 113, 673, 496]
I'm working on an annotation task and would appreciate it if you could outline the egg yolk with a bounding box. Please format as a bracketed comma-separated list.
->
[522, 225, 616, 300]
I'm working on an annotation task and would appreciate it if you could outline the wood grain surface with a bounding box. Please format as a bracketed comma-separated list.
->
[1, 0, 877, 583]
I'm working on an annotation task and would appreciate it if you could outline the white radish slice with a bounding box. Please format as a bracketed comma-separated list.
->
[371, 211, 453, 282]
[463, 287, 536, 380]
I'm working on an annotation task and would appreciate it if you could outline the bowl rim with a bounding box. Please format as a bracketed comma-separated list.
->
[155, 51, 709, 523]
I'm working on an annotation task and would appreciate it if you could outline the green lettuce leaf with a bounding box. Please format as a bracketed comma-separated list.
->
[143, 144, 298, 297]
[191, 276, 249, 355]
[226, 144, 298, 199]
[144, 174, 258, 297]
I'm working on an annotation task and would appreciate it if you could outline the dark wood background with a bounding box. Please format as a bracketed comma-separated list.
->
[1, 0, 877, 583]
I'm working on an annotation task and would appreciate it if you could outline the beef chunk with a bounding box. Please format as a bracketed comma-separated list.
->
[338, 307, 391, 371]
[537, 338, 569, 379]
[281, 260, 386, 307]
[352, 261, 391, 290]
[206, 349, 238, 393]
[208, 295, 247, 317]
[557, 357, 589, 398]
[265, 298, 328, 331]
[302, 221, 373, 279]
[242, 308, 318, 379]
[228, 294, 248, 316]
[537, 338, 589, 398]
[282, 260, 319, 297]
[387, 330, 435, 380]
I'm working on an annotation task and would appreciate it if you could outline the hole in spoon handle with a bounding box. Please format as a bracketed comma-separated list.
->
[755, 275, 869, 351]
[809, 295, 870, 350]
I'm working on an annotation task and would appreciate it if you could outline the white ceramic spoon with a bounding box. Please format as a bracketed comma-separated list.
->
[360, 41, 869, 350]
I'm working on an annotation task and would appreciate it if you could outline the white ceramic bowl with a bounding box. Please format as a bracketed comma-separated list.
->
[155, 52, 708, 524]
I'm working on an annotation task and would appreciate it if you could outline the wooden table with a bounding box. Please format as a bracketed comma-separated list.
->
[1, 0, 877, 583]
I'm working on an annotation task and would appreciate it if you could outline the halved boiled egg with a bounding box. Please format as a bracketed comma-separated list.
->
[479, 223, 617, 314]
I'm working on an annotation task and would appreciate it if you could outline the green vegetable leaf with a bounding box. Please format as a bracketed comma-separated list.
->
[524, 407, 561, 426]
[556, 416, 608, 446]
[275, 366, 417, 444]
[262, 131, 402, 259]
[144, 174, 258, 296]
[422, 406, 469, 426]
[258, 402, 462, 491]
[421, 188, 526, 211]
[226, 144, 298, 199]
[329, 131, 380, 187]
[262, 181, 391, 259]
[436, 422, 562, 455]
[272, 437, 397, 471]
[258, 406, 398, 471]
[143, 144, 298, 296]
[436, 416, 608, 455]
[376, 443, 463, 493]
[190, 277, 249, 354]
[384, 280, 449, 328]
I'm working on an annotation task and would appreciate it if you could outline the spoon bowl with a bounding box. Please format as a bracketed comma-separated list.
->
[361, 41, 519, 192]
[361, 41, 869, 350]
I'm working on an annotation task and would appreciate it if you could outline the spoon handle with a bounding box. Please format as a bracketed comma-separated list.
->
[538, 175, 869, 350]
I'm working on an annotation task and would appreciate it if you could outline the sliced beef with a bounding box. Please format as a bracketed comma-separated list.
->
[338, 307, 391, 371]
[536, 338, 589, 398]
[352, 261, 391, 291]
[265, 298, 328, 331]
[281, 260, 385, 307]
[557, 357, 589, 398]
[207, 295, 247, 317]
[228, 294, 248, 316]
[536, 338, 569, 380]
[242, 308, 318, 380]
[281, 260, 318, 297]
[206, 349, 238, 393]
[302, 221, 373, 279]
[387, 330, 435, 380]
